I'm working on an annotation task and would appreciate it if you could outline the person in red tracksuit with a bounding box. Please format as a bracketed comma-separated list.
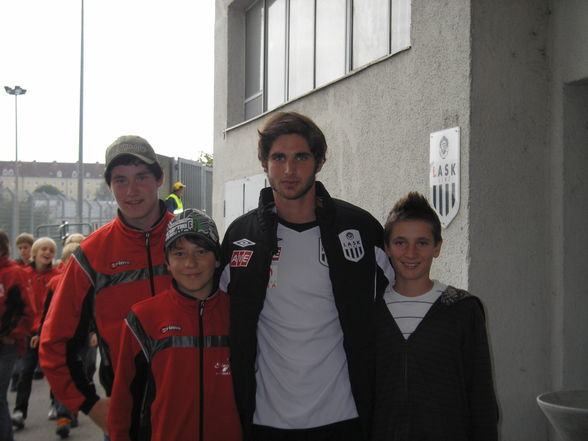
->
[109, 209, 242, 441]
[40, 136, 174, 435]
[12, 237, 59, 430]
[1, 229, 34, 441]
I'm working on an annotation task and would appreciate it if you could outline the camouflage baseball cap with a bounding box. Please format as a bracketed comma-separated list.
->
[165, 209, 220, 251]
[105, 135, 159, 171]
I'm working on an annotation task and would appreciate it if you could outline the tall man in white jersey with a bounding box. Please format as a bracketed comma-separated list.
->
[220, 112, 394, 441]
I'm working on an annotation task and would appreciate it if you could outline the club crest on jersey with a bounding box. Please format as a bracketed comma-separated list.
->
[338, 229, 364, 262]
[231, 250, 253, 267]
[214, 358, 231, 376]
[318, 238, 329, 267]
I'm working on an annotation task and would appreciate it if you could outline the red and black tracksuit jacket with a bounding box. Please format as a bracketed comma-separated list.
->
[109, 284, 242, 441]
[39, 206, 174, 415]
[0, 257, 34, 355]
[23, 263, 59, 333]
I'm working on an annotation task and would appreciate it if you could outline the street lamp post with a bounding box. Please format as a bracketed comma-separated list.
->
[4, 85, 26, 245]
[77, 0, 85, 224]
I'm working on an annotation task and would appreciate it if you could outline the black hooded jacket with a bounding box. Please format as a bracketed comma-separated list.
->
[220, 182, 393, 440]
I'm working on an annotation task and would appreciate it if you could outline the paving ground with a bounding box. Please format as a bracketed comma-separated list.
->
[8, 373, 105, 441]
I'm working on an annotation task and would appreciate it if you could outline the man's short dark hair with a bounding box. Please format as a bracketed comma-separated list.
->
[258, 112, 327, 165]
[384, 192, 443, 245]
[104, 154, 163, 186]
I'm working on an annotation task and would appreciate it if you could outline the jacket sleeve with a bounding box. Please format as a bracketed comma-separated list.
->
[38, 278, 58, 337]
[109, 317, 146, 441]
[165, 197, 176, 213]
[466, 299, 499, 441]
[39, 255, 100, 414]
[2, 268, 34, 355]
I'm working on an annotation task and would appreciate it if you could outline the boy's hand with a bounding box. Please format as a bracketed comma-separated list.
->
[89, 397, 110, 433]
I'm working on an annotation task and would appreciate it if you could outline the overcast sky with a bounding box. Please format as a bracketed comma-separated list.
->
[0, 0, 214, 164]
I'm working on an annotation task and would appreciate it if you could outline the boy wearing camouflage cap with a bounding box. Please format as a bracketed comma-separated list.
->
[40, 135, 174, 432]
[109, 209, 242, 441]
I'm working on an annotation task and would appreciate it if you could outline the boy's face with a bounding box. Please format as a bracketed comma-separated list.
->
[109, 163, 163, 230]
[34, 244, 55, 268]
[386, 220, 441, 287]
[166, 237, 219, 300]
[18, 242, 32, 262]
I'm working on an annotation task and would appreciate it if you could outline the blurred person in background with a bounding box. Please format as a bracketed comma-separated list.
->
[11, 237, 59, 432]
[14, 233, 34, 266]
[0, 229, 34, 441]
[165, 181, 186, 214]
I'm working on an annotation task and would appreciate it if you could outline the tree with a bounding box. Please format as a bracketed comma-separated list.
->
[34, 184, 63, 196]
[198, 152, 213, 168]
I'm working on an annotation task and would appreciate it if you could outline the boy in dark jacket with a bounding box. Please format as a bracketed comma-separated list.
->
[109, 209, 241, 441]
[372, 192, 498, 441]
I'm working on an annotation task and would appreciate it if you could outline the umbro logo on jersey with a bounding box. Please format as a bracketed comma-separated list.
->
[161, 325, 182, 334]
[111, 260, 131, 269]
[231, 250, 253, 267]
[338, 229, 365, 262]
[233, 238, 255, 247]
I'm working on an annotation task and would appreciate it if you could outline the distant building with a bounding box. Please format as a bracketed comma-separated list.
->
[0, 161, 107, 200]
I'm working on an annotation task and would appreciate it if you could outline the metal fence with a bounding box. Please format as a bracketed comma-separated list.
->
[0, 188, 117, 259]
[0, 156, 213, 260]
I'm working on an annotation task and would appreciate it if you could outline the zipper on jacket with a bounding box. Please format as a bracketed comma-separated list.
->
[199, 300, 205, 441]
[144, 232, 156, 296]
[403, 340, 408, 394]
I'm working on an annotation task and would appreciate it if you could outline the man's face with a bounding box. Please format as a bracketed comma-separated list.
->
[109, 163, 163, 230]
[264, 134, 323, 203]
[18, 242, 32, 263]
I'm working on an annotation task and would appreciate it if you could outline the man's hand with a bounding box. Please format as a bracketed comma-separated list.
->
[30, 335, 40, 348]
[89, 397, 110, 434]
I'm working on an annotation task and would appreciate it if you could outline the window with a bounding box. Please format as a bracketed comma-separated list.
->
[244, 0, 411, 119]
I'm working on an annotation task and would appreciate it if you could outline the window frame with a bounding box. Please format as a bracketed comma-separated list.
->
[243, 0, 410, 120]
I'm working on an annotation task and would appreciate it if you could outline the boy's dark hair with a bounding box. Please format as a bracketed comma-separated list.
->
[16, 233, 34, 246]
[165, 234, 220, 261]
[258, 111, 327, 166]
[0, 229, 9, 257]
[384, 192, 443, 245]
[104, 155, 163, 186]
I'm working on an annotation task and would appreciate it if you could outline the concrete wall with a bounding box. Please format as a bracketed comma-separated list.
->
[213, 1, 588, 440]
[214, 0, 472, 286]
[469, 1, 552, 439]
[550, 0, 588, 395]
